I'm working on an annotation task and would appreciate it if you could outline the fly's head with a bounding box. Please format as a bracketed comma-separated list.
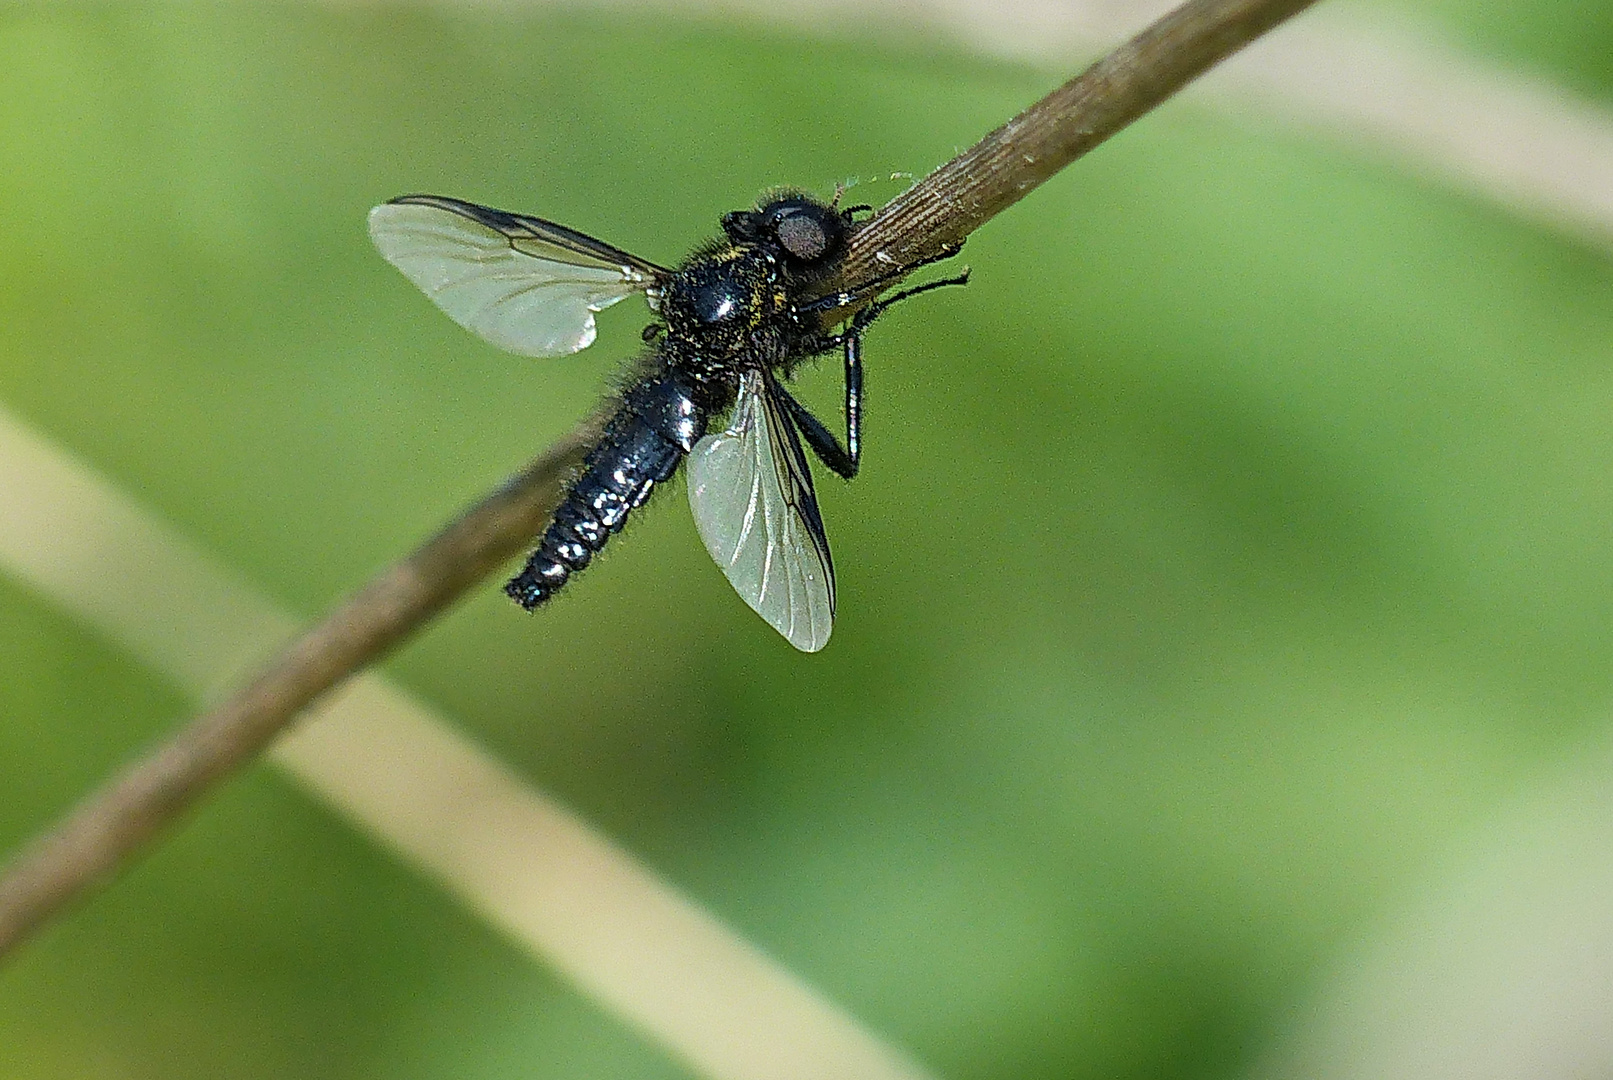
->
[663, 193, 851, 359]
[722, 193, 850, 284]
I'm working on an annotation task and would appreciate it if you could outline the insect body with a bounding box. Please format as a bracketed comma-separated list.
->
[369, 191, 963, 651]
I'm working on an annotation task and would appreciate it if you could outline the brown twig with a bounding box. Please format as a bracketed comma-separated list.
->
[0, 0, 1320, 962]
[0, 426, 597, 956]
[840, 0, 1320, 285]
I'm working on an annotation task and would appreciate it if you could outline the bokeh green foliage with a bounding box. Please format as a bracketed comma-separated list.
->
[4, 4, 1613, 1079]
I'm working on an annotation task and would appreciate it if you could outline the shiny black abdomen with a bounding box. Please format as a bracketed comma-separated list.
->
[504, 370, 712, 609]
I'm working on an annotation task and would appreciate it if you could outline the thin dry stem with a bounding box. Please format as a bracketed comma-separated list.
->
[839, 0, 1320, 285]
[0, 425, 597, 955]
[0, 0, 1320, 962]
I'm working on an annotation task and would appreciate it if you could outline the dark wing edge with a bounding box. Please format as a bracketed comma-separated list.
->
[387, 194, 672, 280]
[759, 368, 836, 616]
[686, 370, 837, 651]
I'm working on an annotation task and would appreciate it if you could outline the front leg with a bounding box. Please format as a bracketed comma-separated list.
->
[773, 381, 857, 480]
[795, 241, 966, 322]
[829, 269, 970, 478]
[772, 323, 864, 479]
[842, 326, 863, 476]
[788, 261, 971, 482]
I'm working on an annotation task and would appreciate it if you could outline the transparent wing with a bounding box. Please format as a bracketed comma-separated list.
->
[687, 370, 836, 652]
[368, 195, 669, 357]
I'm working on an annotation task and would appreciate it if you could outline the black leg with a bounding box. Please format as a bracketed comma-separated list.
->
[788, 271, 970, 480]
[843, 328, 863, 475]
[828, 180, 871, 218]
[786, 252, 970, 483]
[796, 241, 966, 321]
[848, 270, 971, 333]
[795, 278, 889, 321]
[773, 382, 857, 480]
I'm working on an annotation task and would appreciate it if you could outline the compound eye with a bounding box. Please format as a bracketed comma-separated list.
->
[774, 212, 830, 261]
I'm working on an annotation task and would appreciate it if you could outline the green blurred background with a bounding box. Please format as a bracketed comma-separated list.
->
[5, 3, 1613, 1078]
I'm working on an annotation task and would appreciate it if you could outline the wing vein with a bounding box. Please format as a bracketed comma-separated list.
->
[686, 372, 836, 652]
[369, 197, 663, 357]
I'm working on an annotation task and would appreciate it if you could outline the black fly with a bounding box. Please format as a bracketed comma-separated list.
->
[369, 190, 965, 651]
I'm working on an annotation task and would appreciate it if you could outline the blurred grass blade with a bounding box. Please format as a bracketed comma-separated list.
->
[0, 406, 934, 1080]
[1256, 747, 1613, 1080]
[1197, 14, 1613, 251]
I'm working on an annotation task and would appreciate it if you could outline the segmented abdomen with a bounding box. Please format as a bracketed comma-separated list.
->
[504, 372, 707, 609]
